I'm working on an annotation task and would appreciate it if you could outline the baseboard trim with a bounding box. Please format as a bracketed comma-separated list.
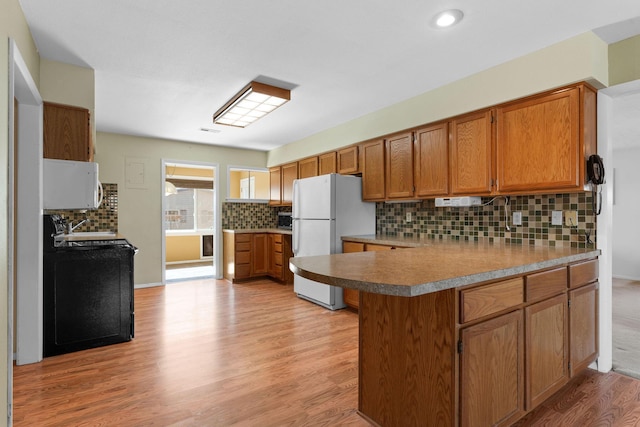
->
[135, 282, 164, 289]
[612, 275, 640, 282]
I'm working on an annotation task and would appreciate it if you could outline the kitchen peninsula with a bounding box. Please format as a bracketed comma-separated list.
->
[289, 239, 600, 427]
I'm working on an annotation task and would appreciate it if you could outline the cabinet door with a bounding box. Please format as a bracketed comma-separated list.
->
[298, 157, 318, 179]
[569, 282, 598, 377]
[342, 242, 365, 309]
[361, 140, 385, 200]
[525, 294, 568, 409]
[460, 310, 524, 427]
[450, 110, 493, 195]
[269, 166, 282, 206]
[496, 87, 579, 193]
[318, 152, 337, 175]
[385, 132, 414, 199]
[281, 162, 298, 205]
[251, 234, 268, 276]
[414, 122, 449, 197]
[337, 146, 359, 174]
[43, 102, 92, 161]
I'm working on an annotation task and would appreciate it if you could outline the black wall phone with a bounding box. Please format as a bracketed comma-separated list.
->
[587, 154, 605, 185]
[587, 154, 605, 218]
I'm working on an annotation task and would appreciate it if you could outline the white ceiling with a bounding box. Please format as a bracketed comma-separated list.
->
[18, 0, 640, 152]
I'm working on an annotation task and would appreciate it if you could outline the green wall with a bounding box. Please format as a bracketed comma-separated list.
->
[608, 34, 640, 86]
[267, 32, 609, 166]
[95, 132, 268, 285]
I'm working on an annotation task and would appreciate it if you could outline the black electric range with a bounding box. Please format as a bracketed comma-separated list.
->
[43, 214, 137, 357]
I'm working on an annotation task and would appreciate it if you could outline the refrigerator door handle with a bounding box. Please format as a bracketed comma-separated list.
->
[293, 179, 300, 220]
[292, 219, 299, 256]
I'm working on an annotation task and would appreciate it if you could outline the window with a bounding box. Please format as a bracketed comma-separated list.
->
[227, 166, 269, 202]
[165, 188, 214, 231]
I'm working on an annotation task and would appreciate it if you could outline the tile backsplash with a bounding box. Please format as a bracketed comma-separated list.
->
[222, 202, 291, 229]
[44, 183, 119, 232]
[376, 192, 597, 249]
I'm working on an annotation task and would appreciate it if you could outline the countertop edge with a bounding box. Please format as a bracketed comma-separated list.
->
[289, 249, 600, 297]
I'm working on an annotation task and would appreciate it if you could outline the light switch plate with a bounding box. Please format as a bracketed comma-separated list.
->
[551, 210, 563, 226]
[406, 212, 412, 222]
[512, 211, 522, 226]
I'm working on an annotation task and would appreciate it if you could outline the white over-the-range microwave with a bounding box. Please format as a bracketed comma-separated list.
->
[43, 159, 103, 210]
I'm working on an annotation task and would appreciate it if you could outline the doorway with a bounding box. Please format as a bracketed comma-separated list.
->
[162, 161, 217, 283]
[608, 87, 640, 378]
[598, 79, 640, 377]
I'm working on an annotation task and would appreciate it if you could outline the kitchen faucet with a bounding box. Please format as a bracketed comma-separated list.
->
[66, 218, 90, 234]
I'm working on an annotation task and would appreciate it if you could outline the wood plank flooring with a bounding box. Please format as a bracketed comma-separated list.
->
[12, 279, 640, 426]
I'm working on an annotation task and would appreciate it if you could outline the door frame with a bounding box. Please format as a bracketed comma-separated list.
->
[8, 39, 44, 423]
[161, 159, 220, 283]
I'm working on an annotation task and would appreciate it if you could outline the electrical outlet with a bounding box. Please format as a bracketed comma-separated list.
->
[406, 212, 412, 222]
[512, 211, 522, 226]
[565, 210, 578, 227]
[551, 211, 563, 226]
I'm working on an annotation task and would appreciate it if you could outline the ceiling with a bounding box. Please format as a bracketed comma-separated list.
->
[18, 1, 640, 152]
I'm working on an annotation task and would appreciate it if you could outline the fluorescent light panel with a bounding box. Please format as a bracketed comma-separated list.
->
[213, 81, 290, 128]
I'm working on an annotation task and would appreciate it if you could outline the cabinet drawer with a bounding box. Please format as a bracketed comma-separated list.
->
[274, 242, 283, 253]
[236, 251, 251, 265]
[272, 252, 283, 266]
[569, 259, 598, 288]
[235, 234, 251, 243]
[461, 278, 524, 323]
[272, 234, 283, 243]
[526, 267, 567, 302]
[236, 242, 251, 252]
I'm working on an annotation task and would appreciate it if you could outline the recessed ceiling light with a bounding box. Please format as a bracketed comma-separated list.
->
[432, 9, 464, 28]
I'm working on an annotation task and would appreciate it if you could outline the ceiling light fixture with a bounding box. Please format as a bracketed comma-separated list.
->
[433, 9, 464, 28]
[213, 81, 291, 128]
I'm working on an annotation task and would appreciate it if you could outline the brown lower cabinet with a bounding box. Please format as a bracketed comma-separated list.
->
[223, 231, 293, 284]
[359, 257, 599, 427]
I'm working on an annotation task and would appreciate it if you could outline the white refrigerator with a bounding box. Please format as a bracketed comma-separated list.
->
[292, 174, 376, 310]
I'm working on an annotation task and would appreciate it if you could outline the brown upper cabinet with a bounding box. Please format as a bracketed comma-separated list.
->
[414, 122, 449, 197]
[268, 166, 282, 206]
[496, 84, 596, 194]
[337, 145, 359, 174]
[318, 152, 337, 175]
[269, 82, 597, 202]
[450, 109, 493, 196]
[43, 102, 92, 161]
[360, 139, 386, 201]
[281, 162, 298, 205]
[269, 162, 298, 206]
[298, 156, 318, 179]
[385, 132, 415, 199]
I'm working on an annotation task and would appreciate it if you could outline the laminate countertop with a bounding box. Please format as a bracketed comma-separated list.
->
[289, 238, 600, 297]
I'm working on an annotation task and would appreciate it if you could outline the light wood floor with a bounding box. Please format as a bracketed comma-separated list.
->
[13, 279, 640, 426]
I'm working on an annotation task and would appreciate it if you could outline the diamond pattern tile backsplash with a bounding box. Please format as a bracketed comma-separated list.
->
[376, 192, 597, 249]
[44, 183, 119, 232]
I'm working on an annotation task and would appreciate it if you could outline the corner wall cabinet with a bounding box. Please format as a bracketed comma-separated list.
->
[43, 102, 92, 161]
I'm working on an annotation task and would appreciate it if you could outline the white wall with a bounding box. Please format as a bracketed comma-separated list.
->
[612, 146, 640, 280]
